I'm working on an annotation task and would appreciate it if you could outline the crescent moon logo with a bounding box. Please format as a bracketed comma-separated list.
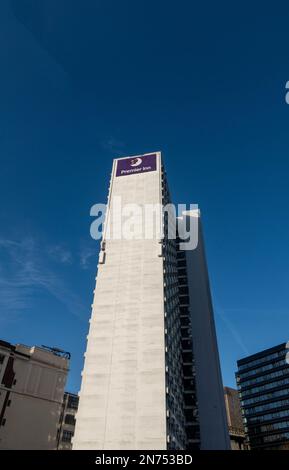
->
[130, 157, 142, 167]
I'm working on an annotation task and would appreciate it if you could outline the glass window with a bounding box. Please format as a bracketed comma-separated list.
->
[0, 354, 6, 374]
[242, 387, 289, 406]
[238, 368, 289, 388]
[67, 395, 78, 410]
[62, 430, 73, 442]
[64, 414, 76, 425]
[238, 359, 288, 379]
[240, 377, 289, 397]
[238, 350, 286, 372]
[245, 398, 289, 415]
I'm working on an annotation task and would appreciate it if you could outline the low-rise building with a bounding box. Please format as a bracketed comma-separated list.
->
[224, 386, 248, 450]
[0, 340, 69, 450]
[57, 392, 79, 450]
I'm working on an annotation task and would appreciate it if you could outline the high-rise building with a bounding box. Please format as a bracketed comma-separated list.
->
[0, 340, 69, 450]
[73, 152, 230, 450]
[237, 342, 289, 450]
[224, 386, 248, 450]
[57, 392, 79, 450]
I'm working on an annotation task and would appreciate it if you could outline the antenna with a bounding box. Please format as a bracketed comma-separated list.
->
[41, 345, 71, 360]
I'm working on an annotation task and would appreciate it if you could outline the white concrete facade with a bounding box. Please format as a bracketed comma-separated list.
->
[73, 152, 230, 450]
[73, 152, 167, 449]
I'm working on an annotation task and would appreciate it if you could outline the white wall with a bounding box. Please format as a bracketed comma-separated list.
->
[73, 153, 167, 450]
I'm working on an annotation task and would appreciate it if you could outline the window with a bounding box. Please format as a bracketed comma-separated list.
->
[181, 327, 191, 338]
[178, 268, 187, 276]
[180, 316, 190, 327]
[179, 296, 190, 305]
[182, 339, 192, 350]
[238, 359, 288, 379]
[248, 409, 289, 424]
[177, 260, 186, 268]
[183, 365, 192, 377]
[238, 369, 289, 388]
[238, 350, 286, 372]
[0, 354, 5, 374]
[62, 430, 73, 442]
[185, 409, 195, 422]
[179, 286, 189, 296]
[240, 377, 289, 397]
[180, 306, 189, 315]
[184, 394, 194, 406]
[64, 413, 76, 425]
[242, 387, 289, 406]
[184, 378, 194, 390]
[67, 395, 79, 410]
[246, 398, 289, 415]
[182, 352, 193, 364]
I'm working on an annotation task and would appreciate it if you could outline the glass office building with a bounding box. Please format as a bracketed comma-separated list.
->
[237, 342, 289, 450]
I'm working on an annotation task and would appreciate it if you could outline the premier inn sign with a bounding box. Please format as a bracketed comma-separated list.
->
[116, 153, 157, 177]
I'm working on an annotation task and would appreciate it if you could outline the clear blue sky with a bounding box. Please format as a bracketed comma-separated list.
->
[1, 0, 289, 393]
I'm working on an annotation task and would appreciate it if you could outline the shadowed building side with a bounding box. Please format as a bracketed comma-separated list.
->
[178, 212, 230, 450]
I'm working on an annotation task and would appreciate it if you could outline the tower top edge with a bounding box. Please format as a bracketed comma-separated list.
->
[113, 151, 162, 162]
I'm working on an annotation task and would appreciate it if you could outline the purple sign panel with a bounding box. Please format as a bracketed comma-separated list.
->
[116, 153, 157, 177]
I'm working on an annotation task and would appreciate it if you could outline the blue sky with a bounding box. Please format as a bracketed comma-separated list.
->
[1, 0, 289, 392]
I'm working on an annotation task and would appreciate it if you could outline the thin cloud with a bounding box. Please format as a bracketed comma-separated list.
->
[79, 246, 96, 270]
[101, 136, 126, 154]
[213, 294, 249, 356]
[47, 245, 73, 264]
[0, 237, 85, 321]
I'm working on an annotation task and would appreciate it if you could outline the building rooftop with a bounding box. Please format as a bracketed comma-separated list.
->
[237, 342, 287, 366]
[0, 339, 70, 370]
